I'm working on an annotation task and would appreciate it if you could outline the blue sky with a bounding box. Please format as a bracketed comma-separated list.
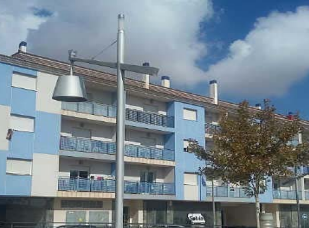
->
[0, 0, 309, 119]
[192, 0, 309, 119]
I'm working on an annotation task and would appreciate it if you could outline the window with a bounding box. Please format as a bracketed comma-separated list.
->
[140, 171, 156, 183]
[12, 73, 36, 90]
[183, 108, 197, 121]
[6, 159, 32, 175]
[10, 115, 34, 132]
[70, 170, 89, 179]
[89, 211, 109, 223]
[183, 139, 190, 152]
[66, 211, 86, 223]
[184, 173, 198, 186]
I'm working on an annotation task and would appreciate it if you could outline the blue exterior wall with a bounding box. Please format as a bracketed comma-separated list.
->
[34, 111, 61, 155]
[11, 88, 36, 117]
[0, 61, 61, 197]
[5, 174, 32, 196]
[168, 101, 206, 201]
[9, 131, 35, 159]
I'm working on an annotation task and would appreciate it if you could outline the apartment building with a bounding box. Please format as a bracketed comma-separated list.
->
[0, 42, 309, 227]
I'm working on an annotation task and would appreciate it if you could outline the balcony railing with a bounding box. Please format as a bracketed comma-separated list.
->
[126, 108, 174, 128]
[206, 186, 250, 198]
[273, 189, 302, 200]
[62, 102, 174, 128]
[62, 102, 116, 118]
[60, 136, 175, 161]
[58, 177, 175, 195]
[205, 122, 220, 135]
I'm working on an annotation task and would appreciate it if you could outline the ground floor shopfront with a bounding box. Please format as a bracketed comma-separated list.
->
[2, 197, 309, 227]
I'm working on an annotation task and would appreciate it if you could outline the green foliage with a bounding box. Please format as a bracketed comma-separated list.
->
[190, 100, 309, 197]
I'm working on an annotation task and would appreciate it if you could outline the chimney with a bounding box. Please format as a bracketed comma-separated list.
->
[209, 80, 218, 105]
[255, 103, 262, 109]
[287, 112, 294, 120]
[19, 41, 27, 53]
[161, 76, 170, 88]
[142, 62, 150, 89]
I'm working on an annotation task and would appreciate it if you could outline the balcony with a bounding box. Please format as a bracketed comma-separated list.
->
[58, 177, 175, 195]
[273, 189, 302, 200]
[206, 186, 250, 198]
[60, 136, 175, 161]
[205, 122, 220, 137]
[305, 190, 309, 200]
[62, 101, 116, 118]
[62, 102, 174, 128]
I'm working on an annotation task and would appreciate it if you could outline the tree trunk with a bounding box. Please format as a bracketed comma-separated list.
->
[255, 195, 260, 228]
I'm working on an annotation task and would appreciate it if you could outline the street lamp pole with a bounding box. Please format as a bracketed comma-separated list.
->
[52, 14, 159, 228]
[115, 14, 125, 228]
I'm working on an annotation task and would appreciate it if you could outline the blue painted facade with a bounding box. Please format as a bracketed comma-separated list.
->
[167, 101, 207, 200]
[0, 61, 61, 197]
[0, 58, 300, 207]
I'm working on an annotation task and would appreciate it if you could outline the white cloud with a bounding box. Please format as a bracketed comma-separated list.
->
[206, 6, 309, 97]
[0, 1, 46, 55]
[0, 0, 213, 86]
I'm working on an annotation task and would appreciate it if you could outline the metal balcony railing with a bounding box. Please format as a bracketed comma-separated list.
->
[205, 122, 220, 135]
[62, 101, 116, 117]
[58, 177, 175, 195]
[126, 108, 174, 128]
[206, 186, 250, 198]
[273, 189, 302, 200]
[60, 136, 175, 161]
[62, 101, 174, 128]
[125, 144, 174, 161]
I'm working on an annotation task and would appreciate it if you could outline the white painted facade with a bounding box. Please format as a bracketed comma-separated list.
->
[61, 119, 115, 142]
[126, 95, 167, 115]
[31, 153, 59, 197]
[0, 105, 10, 150]
[36, 72, 61, 114]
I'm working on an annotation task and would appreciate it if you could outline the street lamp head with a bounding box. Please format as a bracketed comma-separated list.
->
[52, 65, 87, 102]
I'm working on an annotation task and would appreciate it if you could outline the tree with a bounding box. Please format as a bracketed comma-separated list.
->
[190, 100, 309, 228]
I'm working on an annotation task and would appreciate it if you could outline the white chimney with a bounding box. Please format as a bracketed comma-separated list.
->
[161, 76, 170, 88]
[19, 41, 27, 53]
[255, 103, 262, 109]
[209, 80, 218, 104]
[142, 62, 150, 89]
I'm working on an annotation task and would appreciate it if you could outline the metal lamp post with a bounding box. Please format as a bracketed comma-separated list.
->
[53, 14, 159, 228]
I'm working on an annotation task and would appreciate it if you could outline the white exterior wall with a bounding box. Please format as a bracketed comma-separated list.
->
[36, 72, 61, 114]
[126, 130, 164, 148]
[61, 119, 115, 141]
[31, 153, 59, 196]
[126, 95, 167, 115]
[0, 105, 10, 150]
[87, 88, 113, 105]
[124, 165, 172, 182]
[59, 158, 112, 179]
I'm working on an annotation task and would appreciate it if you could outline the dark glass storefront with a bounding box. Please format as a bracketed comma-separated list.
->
[280, 204, 309, 228]
[0, 197, 53, 223]
[144, 200, 221, 225]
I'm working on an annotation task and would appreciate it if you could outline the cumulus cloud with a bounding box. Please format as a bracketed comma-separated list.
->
[206, 6, 309, 97]
[0, 1, 47, 55]
[0, 0, 213, 86]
